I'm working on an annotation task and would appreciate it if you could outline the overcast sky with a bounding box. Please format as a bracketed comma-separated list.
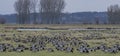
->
[0, 0, 120, 14]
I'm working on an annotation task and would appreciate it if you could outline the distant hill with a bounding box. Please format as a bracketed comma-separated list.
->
[0, 12, 108, 24]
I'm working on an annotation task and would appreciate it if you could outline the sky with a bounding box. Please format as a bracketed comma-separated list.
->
[0, 0, 120, 15]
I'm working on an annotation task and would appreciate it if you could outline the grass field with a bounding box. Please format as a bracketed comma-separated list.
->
[0, 24, 120, 56]
[0, 51, 120, 56]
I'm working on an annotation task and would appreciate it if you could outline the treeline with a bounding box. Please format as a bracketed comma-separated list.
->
[0, 0, 115, 24]
[14, 0, 65, 24]
[107, 4, 120, 24]
[1, 12, 108, 24]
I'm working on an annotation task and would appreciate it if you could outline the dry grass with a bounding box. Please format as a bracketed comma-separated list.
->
[0, 24, 120, 56]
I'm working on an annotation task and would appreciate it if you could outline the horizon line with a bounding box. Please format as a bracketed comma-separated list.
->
[0, 11, 107, 15]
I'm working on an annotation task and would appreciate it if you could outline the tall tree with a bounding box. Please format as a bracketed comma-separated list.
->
[40, 0, 65, 24]
[30, 0, 38, 24]
[14, 0, 23, 24]
[14, 0, 31, 24]
[107, 4, 120, 24]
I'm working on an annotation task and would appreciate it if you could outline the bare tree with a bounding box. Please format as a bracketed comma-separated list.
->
[14, 0, 23, 24]
[39, 0, 65, 24]
[30, 0, 38, 24]
[107, 4, 120, 24]
[14, 0, 31, 24]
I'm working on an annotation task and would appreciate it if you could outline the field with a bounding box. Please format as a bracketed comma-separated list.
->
[0, 24, 120, 56]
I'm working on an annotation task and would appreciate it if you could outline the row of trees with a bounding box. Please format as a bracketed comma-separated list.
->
[14, 0, 31, 24]
[14, 0, 120, 24]
[107, 4, 120, 24]
[14, 0, 65, 24]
